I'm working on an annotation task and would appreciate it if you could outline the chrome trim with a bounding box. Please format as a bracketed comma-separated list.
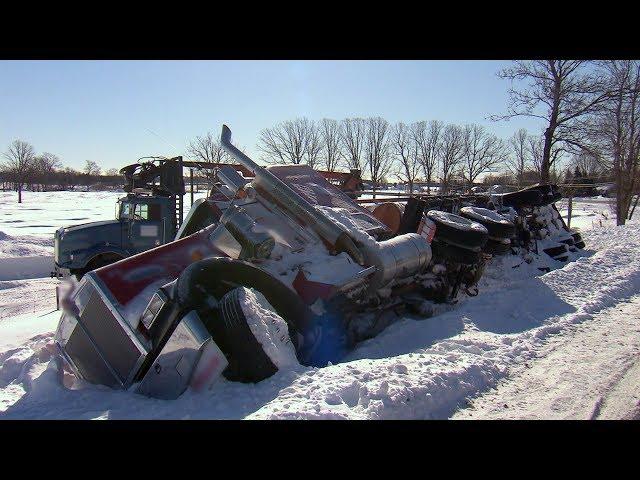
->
[221, 125, 365, 265]
[86, 272, 149, 355]
[136, 310, 225, 399]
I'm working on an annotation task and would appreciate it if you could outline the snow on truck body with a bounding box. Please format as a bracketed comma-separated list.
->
[53, 125, 580, 401]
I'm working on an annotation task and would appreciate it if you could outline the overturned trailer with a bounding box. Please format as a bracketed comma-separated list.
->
[54, 125, 585, 399]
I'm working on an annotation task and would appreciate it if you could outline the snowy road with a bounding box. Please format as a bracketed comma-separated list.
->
[453, 296, 640, 420]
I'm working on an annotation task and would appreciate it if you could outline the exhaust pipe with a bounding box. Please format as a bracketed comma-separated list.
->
[220, 125, 365, 265]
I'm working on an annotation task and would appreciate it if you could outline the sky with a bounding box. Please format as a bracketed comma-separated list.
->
[0, 60, 544, 171]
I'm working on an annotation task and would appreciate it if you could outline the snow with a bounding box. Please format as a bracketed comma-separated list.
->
[459, 206, 513, 226]
[427, 210, 488, 233]
[1, 192, 639, 419]
[238, 288, 299, 369]
[452, 296, 640, 420]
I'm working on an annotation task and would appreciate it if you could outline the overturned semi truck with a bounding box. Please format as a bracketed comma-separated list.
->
[53, 125, 584, 400]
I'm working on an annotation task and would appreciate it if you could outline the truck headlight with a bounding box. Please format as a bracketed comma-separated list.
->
[140, 291, 167, 330]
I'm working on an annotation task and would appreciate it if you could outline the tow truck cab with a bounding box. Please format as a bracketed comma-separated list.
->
[53, 193, 178, 278]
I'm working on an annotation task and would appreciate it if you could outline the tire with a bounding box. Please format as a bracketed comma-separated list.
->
[76, 253, 125, 279]
[431, 239, 482, 265]
[176, 257, 314, 349]
[426, 210, 488, 250]
[397, 197, 426, 234]
[483, 238, 512, 256]
[543, 245, 568, 258]
[459, 206, 516, 238]
[218, 288, 279, 383]
[495, 189, 543, 208]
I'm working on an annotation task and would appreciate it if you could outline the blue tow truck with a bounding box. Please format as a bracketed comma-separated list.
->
[52, 156, 217, 279]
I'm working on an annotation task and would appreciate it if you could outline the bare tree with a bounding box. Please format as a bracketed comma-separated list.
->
[365, 117, 392, 194]
[188, 131, 229, 166]
[390, 122, 420, 193]
[33, 152, 62, 191]
[438, 124, 465, 193]
[571, 151, 604, 178]
[105, 167, 120, 176]
[507, 129, 531, 186]
[594, 60, 640, 225]
[340, 117, 367, 171]
[494, 60, 611, 182]
[412, 120, 442, 193]
[2, 140, 35, 203]
[460, 124, 506, 189]
[305, 120, 324, 170]
[258, 118, 312, 165]
[84, 160, 101, 177]
[319, 118, 342, 172]
[60, 167, 80, 190]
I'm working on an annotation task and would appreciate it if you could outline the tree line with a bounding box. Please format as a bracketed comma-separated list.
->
[188, 118, 551, 195]
[3, 60, 638, 225]
[0, 140, 120, 203]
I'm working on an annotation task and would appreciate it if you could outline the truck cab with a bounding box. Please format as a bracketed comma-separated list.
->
[53, 193, 178, 278]
[53, 156, 187, 279]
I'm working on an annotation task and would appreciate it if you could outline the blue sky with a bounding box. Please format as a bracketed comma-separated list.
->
[0, 60, 543, 171]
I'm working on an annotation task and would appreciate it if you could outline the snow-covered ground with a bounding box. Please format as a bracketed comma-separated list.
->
[1, 192, 639, 419]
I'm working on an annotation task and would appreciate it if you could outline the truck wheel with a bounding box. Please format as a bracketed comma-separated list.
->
[431, 239, 481, 265]
[217, 287, 287, 383]
[426, 210, 488, 249]
[459, 206, 515, 238]
[75, 253, 124, 279]
[483, 238, 512, 256]
[176, 257, 314, 352]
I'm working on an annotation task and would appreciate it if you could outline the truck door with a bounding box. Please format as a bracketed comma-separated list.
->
[128, 201, 164, 254]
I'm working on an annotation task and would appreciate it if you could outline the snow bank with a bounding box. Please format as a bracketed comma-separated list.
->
[2, 221, 638, 419]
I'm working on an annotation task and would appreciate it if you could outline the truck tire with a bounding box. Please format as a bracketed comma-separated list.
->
[426, 210, 488, 250]
[431, 239, 481, 265]
[75, 253, 125, 279]
[483, 238, 512, 256]
[459, 206, 515, 239]
[495, 189, 543, 208]
[217, 287, 280, 383]
[176, 257, 314, 351]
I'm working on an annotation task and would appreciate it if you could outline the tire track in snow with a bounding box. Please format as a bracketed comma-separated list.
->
[452, 296, 640, 420]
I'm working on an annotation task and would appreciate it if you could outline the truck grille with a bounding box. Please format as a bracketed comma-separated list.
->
[61, 280, 146, 388]
[80, 288, 144, 384]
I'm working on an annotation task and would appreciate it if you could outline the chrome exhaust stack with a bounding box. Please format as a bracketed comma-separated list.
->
[220, 125, 365, 265]
[220, 125, 431, 290]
